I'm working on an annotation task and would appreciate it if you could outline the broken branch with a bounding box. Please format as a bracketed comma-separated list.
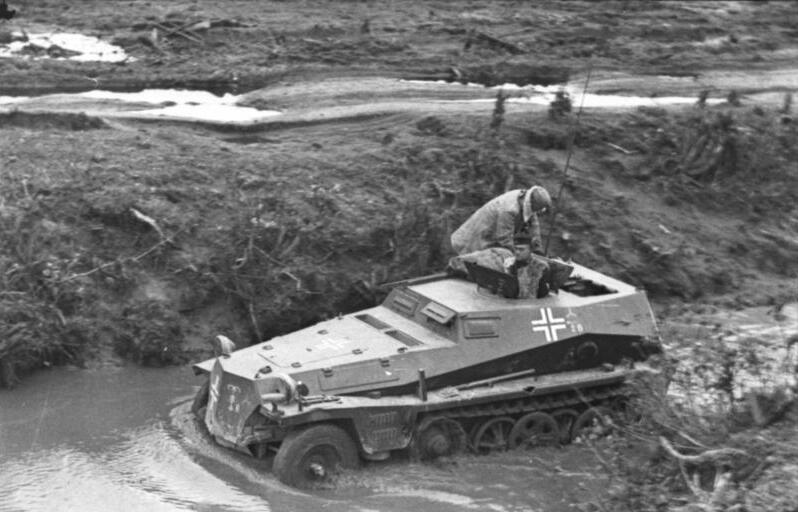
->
[131, 208, 166, 240]
[659, 436, 747, 465]
[606, 142, 633, 154]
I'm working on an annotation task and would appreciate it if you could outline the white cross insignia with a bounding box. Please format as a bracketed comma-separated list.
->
[531, 307, 567, 342]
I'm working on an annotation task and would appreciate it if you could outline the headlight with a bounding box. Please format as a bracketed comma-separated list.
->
[254, 373, 297, 405]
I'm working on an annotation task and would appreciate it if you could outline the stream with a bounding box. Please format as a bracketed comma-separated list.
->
[1, 303, 794, 511]
[0, 365, 607, 512]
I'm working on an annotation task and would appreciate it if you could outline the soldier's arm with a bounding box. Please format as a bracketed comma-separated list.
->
[496, 210, 516, 249]
[529, 213, 543, 254]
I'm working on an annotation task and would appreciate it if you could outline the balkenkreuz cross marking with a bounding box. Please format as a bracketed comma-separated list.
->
[531, 307, 567, 342]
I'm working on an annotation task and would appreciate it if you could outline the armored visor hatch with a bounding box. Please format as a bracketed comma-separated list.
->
[192, 262, 662, 488]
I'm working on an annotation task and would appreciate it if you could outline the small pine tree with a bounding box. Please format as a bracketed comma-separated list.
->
[490, 89, 508, 133]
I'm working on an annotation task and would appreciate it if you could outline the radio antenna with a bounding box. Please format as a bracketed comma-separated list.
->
[544, 66, 593, 256]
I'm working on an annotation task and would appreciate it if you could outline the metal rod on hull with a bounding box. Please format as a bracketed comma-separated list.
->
[418, 369, 428, 402]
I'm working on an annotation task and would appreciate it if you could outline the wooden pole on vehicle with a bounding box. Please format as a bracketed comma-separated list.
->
[544, 66, 593, 256]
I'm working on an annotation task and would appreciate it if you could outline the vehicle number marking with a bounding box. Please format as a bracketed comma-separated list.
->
[226, 384, 241, 413]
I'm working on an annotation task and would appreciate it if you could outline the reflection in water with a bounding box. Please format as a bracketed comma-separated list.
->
[0, 365, 605, 512]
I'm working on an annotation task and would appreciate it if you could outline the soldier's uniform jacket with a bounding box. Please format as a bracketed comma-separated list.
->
[451, 189, 542, 255]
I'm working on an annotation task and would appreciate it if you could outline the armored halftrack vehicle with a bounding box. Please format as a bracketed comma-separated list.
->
[192, 262, 663, 488]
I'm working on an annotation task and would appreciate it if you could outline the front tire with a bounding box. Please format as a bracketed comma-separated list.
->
[273, 424, 360, 489]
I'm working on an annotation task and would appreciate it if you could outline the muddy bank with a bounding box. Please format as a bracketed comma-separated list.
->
[1, 84, 796, 388]
[0, 1, 796, 389]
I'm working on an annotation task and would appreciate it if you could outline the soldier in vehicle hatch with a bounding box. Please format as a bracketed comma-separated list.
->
[450, 186, 552, 256]
[446, 234, 550, 299]
[447, 187, 555, 299]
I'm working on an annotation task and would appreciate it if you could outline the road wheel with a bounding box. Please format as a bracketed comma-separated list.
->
[551, 408, 579, 444]
[571, 406, 614, 443]
[609, 397, 643, 426]
[415, 416, 467, 460]
[508, 412, 559, 449]
[273, 424, 360, 489]
[191, 379, 209, 416]
[469, 416, 515, 454]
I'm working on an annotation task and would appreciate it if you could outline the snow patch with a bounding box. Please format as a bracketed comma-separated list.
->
[0, 88, 283, 124]
[0, 32, 131, 63]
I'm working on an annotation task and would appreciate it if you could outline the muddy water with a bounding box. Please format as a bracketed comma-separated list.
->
[0, 366, 606, 512]
[2, 305, 793, 511]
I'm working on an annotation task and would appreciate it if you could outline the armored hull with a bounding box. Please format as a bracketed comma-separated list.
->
[192, 262, 663, 488]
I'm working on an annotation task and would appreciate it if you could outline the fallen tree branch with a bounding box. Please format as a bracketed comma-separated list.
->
[606, 142, 633, 154]
[248, 302, 262, 342]
[60, 228, 183, 283]
[659, 436, 747, 466]
[279, 270, 302, 291]
[131, 208, 166, 240]
[152, 21, 203, 44]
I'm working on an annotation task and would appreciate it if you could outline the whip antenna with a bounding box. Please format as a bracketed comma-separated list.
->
[543, 66, 592, 256]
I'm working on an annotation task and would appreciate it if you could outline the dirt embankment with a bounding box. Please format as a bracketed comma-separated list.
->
[1, 0, 797, 382]
[1, 86, 796, 386]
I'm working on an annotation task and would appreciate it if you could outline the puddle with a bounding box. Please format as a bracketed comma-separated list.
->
[0, 32, 131, 63]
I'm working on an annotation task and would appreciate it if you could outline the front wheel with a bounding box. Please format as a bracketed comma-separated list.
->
[273, 424, 360, 489]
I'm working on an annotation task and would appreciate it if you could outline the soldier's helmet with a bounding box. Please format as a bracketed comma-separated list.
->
[527, 186, 552, 213]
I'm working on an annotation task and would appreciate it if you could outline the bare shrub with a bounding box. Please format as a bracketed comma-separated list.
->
[117, 300, 184, 366]
[548, 89, 572, 119]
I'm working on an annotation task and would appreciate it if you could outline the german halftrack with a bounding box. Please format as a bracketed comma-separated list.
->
[191, 261, 663, 488]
